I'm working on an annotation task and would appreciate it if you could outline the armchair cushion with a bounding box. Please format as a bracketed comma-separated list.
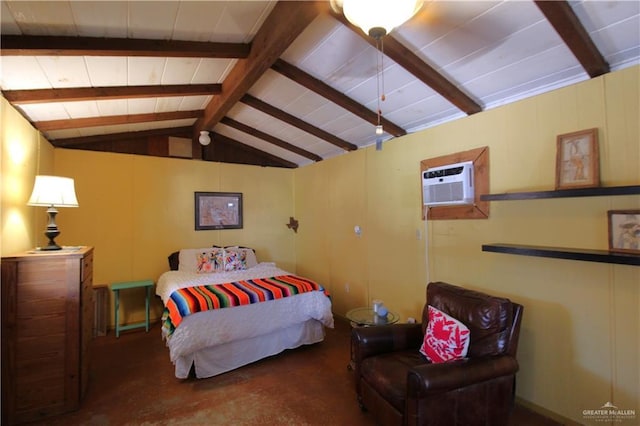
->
[420, 305, 470, 363]
[361, 349, 424, 412]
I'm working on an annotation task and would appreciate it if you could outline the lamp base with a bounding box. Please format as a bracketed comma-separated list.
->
[41, 207, 62, 250]
[39, 243, 63, 251]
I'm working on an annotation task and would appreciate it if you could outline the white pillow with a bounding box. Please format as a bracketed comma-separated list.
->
[178, 248, 219, 273]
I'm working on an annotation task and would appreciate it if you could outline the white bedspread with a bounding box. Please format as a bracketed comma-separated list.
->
[156, 263, 334, 363]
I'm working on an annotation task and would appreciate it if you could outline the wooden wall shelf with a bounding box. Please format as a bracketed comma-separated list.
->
[482, 244, 640, 266]
[480, 185, 640, 201]
[480, 185, 639, 267]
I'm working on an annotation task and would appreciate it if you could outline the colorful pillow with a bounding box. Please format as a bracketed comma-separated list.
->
[178, 248, 217, 273]
[223, 246, 258, 268]
[420, 305, 470, 363]
[222, 249, 247, 271]
[195, 249, 223, 274]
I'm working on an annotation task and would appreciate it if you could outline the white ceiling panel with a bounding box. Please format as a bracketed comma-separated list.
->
[17, 103, 69, 121]
[70, 1, 129, 38]
[85, 57, 128, 86]
[250, 70, 318, 112]
[0, 0, 20, 34]
[37, 56, 91, 88]
[280, 13, 343, 64]
[574, 1, 640, 31]
[176, 95, 213, 111]
[3, 1, 75, 36]
[45, 117, 197, 140]
[155, 97, 184, 113]
[60, 101, 101, 119]
[96, 99, 129, 117]
[162, 57, 201, 84]
[214, 123, 311, 166]
[127, 98, 158, 115]
[127, 1, 179, 40]
[128, 57, 167, 85]
[0, 56, 50, 89]
[193, 59, 236, 84]
[211, 1, 276, 43]
[464, 47, 586, 107]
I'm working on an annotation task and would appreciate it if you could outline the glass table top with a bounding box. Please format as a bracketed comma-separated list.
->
[346, 307, 399, 326]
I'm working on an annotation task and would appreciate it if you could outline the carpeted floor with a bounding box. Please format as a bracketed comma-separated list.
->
[25, 317, 561, 425]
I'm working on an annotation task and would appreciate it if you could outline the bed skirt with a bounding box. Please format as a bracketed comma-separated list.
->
[174, 319, 326, 379]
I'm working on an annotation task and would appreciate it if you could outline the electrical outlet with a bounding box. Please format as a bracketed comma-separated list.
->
[345, 283, 350, 293]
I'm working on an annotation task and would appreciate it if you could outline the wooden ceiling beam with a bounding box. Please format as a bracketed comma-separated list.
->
[220, 117, 323, 162]
[535, 0, 609, 77]
[35, 110, 202, 131]
[2, 84, 221, 104]
[0, 35, 250, 58]
[195, 1, 325, 134]
[271, 59, 406, 137]
[51, 126, 193, 147]
[332, 14, 482, 116]
[240, 94, 357, 152]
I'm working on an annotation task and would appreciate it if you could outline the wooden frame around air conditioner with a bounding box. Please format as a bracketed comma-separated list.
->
[420, 146, 489, 220]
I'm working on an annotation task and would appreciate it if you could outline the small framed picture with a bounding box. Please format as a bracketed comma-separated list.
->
[195, 192, 243, 230]
[555, 128, 599, 190]
[608, 210, 640, 254]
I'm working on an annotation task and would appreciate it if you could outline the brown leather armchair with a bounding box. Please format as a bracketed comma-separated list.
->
[351, 282, 523, 426]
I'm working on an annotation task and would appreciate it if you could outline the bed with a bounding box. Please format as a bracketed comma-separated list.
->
[156, 246, 334, 379]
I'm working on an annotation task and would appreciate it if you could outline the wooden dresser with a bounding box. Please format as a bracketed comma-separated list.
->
[1, 246, 94, 425]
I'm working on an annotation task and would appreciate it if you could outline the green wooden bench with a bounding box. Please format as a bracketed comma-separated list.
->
[110, 279, 154, 338]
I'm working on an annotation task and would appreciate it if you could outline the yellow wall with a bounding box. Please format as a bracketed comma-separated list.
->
[1, 66, 638, 424]
[51, 149, 296, 324]
[0, 96, 55, 255]
[295, 65, 639, 423]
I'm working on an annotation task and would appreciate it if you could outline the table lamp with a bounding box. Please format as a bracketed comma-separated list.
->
[27, 175, 79, 250]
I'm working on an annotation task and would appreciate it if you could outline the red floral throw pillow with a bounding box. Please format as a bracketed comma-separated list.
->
[420, 305, 470, 363]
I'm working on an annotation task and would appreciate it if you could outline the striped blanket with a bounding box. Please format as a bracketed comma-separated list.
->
[162, 275, 327, 337]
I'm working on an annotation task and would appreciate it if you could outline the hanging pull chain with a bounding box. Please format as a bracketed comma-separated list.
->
[375, 36, 385, 149]
[375, 36, 385, 138]
[380, 36, 386, 103]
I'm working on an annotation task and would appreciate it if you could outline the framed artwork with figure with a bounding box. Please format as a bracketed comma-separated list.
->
[555, 128, 599, 190]
[608, 210, 640, 254]
[195, 192, 243, 230]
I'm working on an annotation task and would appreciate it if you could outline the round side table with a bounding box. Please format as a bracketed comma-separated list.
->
[346, 307, 399, 370]
[346, 306, 399, 327]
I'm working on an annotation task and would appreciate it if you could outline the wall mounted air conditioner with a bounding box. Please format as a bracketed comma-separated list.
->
[422, 161, 475, 206]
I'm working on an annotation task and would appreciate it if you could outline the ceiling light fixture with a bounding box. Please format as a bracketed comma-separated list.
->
[339, 0, 422, 39]
[333, 0, 422, 150]
[198, 130, 211, 146]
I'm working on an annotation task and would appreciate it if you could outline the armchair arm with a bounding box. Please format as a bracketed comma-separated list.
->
[352, 323, 423, 362]
[407, 355, 519, 397]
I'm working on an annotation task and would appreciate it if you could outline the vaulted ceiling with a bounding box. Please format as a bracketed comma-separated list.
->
[1, 1, 639, 168]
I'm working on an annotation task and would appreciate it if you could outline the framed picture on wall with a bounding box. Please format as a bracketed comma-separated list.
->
[555, 128, 600, 190]
[608, 210, 640, 254]
[195, 192, 243, 230]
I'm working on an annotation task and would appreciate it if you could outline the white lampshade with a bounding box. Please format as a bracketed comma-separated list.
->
[342, 0, 422, 38]
[199, 131, 211, 146]
[28, 175, 79, 207]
